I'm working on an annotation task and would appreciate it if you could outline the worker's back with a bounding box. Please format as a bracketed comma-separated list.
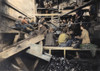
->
[58, 33, 69, 44]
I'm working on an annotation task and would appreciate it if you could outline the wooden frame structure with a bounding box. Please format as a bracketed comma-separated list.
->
[0, 35, 44, 62]
[43, 46, 100, 58]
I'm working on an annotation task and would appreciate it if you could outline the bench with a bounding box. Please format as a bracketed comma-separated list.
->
[43, 46, 100, 58]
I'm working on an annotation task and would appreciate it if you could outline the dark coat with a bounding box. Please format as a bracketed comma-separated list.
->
[45, 32, 55, 46]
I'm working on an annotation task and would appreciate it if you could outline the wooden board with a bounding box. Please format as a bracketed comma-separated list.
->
[35, 14, 60, 16]
[61, 1, 92, 16]
[43, 46, 100, 51]
[26, 44, 52, 61]
[15, 57, 29, 71]
[0, 35, 44, 62]
[32, 59, 39, 71]
[43, 46, 100, 59]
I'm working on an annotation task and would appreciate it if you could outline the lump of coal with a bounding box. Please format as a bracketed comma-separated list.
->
[44, 57, 91, 71]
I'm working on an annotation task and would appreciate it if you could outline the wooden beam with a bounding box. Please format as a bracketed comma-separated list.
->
[43, 46, 100, 51]
[12, 64, 21, 70]
[32, 59, 39, 71]
[61, 0, 92, 16]
[40, 41, 43, 54]
[15, 57, 29, 71]
[61, 6, 90, 15]
[64, 49, 66, 59]
[13, 33, 20, 43]
[0, 35, 44, 62]
[35, 14, 60, 16]
[3, 30, 25, 34]
[43, 46, 99, 59]
[44, 47, 77, 50]
[26, 44, 52, 61]
[3, 0, 29, 17]
[49, 49, 52, 55]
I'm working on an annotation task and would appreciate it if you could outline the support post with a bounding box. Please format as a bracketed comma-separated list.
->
[32, 59, 39, 71]
[64, 49, 66, 59]
[49, 49, 52, 55]
[15, 57, 29, 71]
[32, 0, 37, 22]
[13, 33, 20, 43]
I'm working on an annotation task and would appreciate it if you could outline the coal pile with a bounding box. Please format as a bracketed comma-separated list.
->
[44, 57, 92, 71]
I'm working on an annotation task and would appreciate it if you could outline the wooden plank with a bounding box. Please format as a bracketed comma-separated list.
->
[27, 44, 42, 56]
[26, 44, 52, 61]
[3, 0, 29, 17]
[44, 46, 100, 59]
[0, 35, 44, 62]
[62, 6, 90, 13]
[15, 57, 29, 71]
[35, 14, 60, 16]
[61, 0, 92, 16]
[43, 47, 100, 51]
[64, 49, 66, 59]
[40, 41, 43, 55]
[37, 8, 58, 10]
[61, 6, 90, 15]
[32, 59, 39, 71]
[13, 33, 20, 43]
[49, 49, 51, 55]
[12, 64, 21, 70]
[44, 47, 77, 50]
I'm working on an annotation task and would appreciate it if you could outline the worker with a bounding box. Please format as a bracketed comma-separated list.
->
[58, 28, 69, 47]
[30, 17, 35, 25]
[30, 18, 37, 26]
[75, 5, 84, 22]
[38, 24, 48, 35]
[38, 17, 46, 24]
[45, 28, 56, 46]
[22, 17, 29, 24]
[63, 19, 67, 25]
[15, 16, 23, 29]
[22, 17, 34, 30]
[74, 24, 90, 58]
[75, 24, 90, 44]
[68, 18, 73, 28]
[43, 22, 49, 29]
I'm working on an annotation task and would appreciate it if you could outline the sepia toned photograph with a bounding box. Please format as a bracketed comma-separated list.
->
[0, 0, 100, 71]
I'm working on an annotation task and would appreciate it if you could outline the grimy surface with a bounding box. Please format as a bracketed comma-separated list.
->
[0, 35, 44, 62]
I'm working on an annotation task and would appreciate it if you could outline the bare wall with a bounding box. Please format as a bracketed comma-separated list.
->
[0, 0, 36, 32]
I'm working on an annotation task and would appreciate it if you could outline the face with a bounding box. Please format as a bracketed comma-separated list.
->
[76, 14, 78, 17]
[19, 18, 23, 21]
[70, 19, 72, 21]
[42, 18, 45, 21]
[39, 24, 43, 27]
[80, 26, 83, 30]
[26, 18, 29, 21]
[49, 28, 53, 32]
[75, 6, 78, 9]
[63, 20, 66, 23]
[43, 22, 47, 24]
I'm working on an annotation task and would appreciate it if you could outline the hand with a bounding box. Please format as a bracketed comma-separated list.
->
[75, 36, 80, 38]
